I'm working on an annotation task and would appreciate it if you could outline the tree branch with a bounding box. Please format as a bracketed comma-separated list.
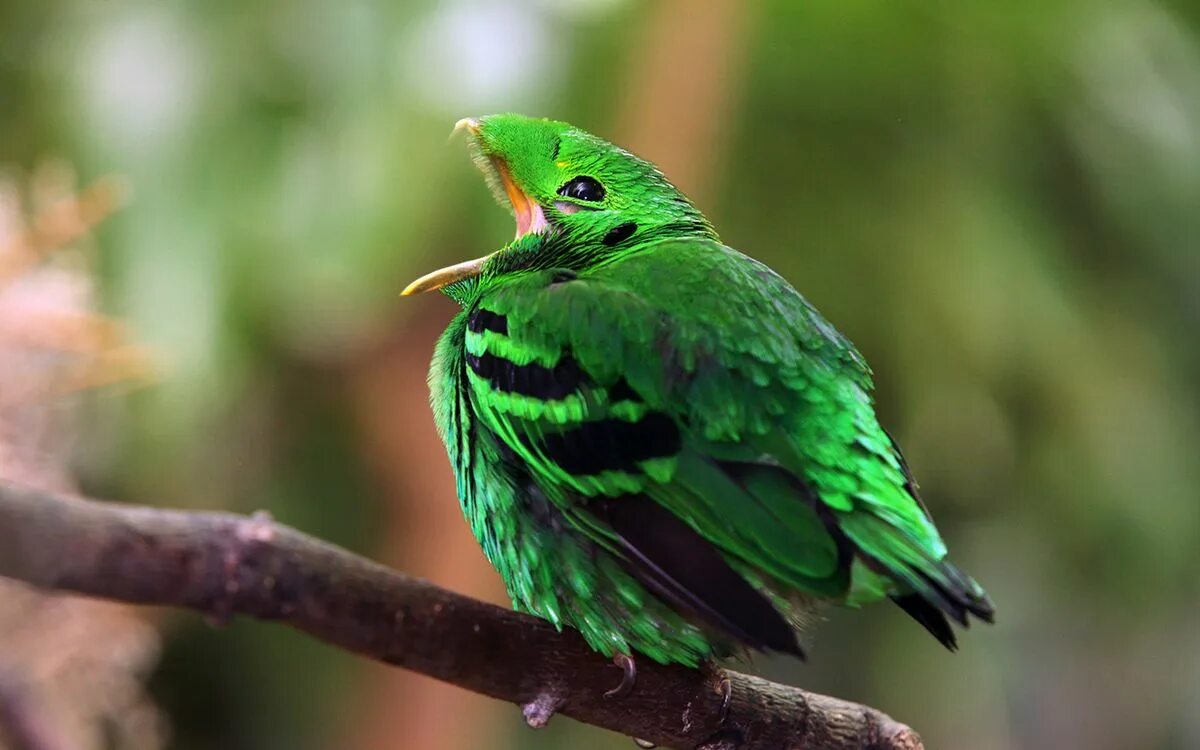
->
[0, 479, 922, 750]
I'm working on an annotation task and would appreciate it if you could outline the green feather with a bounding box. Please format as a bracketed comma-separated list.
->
[418, 113, 993, 667]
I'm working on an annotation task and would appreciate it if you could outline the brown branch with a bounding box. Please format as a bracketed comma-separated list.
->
[0, 479, 922, 750]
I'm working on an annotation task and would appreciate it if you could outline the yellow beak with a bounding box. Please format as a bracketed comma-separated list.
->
[402, 116, 547, 296]
[400, 253, 495, 296]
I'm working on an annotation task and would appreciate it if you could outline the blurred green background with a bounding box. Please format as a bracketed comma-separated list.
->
[3, 0, 1199, 748]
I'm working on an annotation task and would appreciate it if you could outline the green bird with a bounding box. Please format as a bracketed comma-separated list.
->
[404, 114, 993, 677]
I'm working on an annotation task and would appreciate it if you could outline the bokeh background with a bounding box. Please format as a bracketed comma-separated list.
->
[2, 0, 1199, 748]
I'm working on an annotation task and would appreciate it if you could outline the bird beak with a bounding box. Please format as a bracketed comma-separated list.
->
[402, 117, 546, 296]
[458, 117, 547, 240]
[454, 116, 480, 137]
[401, 253, 494, 296]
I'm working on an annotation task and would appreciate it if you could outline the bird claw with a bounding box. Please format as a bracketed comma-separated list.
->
[716, 677, 732, 725]
[604, 653, 637, 699]
[692, 670, 740, 750]
[699, 662, 733, 726]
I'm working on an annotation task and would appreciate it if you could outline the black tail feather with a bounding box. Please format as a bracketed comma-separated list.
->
[892, 594, 959, 651]
[880, 430, 996, 634]
[923, 563, 996, 624]
[891, 562, 994, 649]
[862, 548, 994, 648]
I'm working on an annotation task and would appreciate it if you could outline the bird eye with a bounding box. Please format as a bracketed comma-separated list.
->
[557, 176, 606, 203]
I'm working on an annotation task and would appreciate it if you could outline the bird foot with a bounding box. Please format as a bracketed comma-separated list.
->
[693, 664, 739, 749]
[716, 677, 732, 725]
[604, 653, 637, 699]
[700, 662, 733, 726]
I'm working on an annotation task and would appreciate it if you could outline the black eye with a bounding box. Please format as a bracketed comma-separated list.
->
[558, 176, 606, 202]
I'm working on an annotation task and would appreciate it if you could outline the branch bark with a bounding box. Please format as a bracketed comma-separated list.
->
[0, 479, 922, 750]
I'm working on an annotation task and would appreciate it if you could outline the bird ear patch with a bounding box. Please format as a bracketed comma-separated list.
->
[603, 222, 638, 246]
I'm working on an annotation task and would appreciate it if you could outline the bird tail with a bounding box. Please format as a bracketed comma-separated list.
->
[840, 513, 994, 650]
[889, 559, 994, 650]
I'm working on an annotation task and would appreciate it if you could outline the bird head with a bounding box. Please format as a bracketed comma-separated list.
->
[403, 113, 715, 297]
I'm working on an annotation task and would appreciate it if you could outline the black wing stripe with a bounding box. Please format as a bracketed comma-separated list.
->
[466, 351, 584, 400]
[539, 413, 680, 475]
[467, 307, 508, 335]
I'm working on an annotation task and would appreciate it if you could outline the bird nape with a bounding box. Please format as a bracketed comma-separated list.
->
[403, 113, 994, 675]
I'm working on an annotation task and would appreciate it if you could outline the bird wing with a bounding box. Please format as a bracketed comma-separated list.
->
[463, 237, 991, 649]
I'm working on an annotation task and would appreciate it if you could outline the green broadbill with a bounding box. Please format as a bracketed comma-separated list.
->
[404, 114, 993, 669]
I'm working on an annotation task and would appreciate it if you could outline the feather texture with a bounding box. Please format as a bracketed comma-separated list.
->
[420, 114, 993, 667]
